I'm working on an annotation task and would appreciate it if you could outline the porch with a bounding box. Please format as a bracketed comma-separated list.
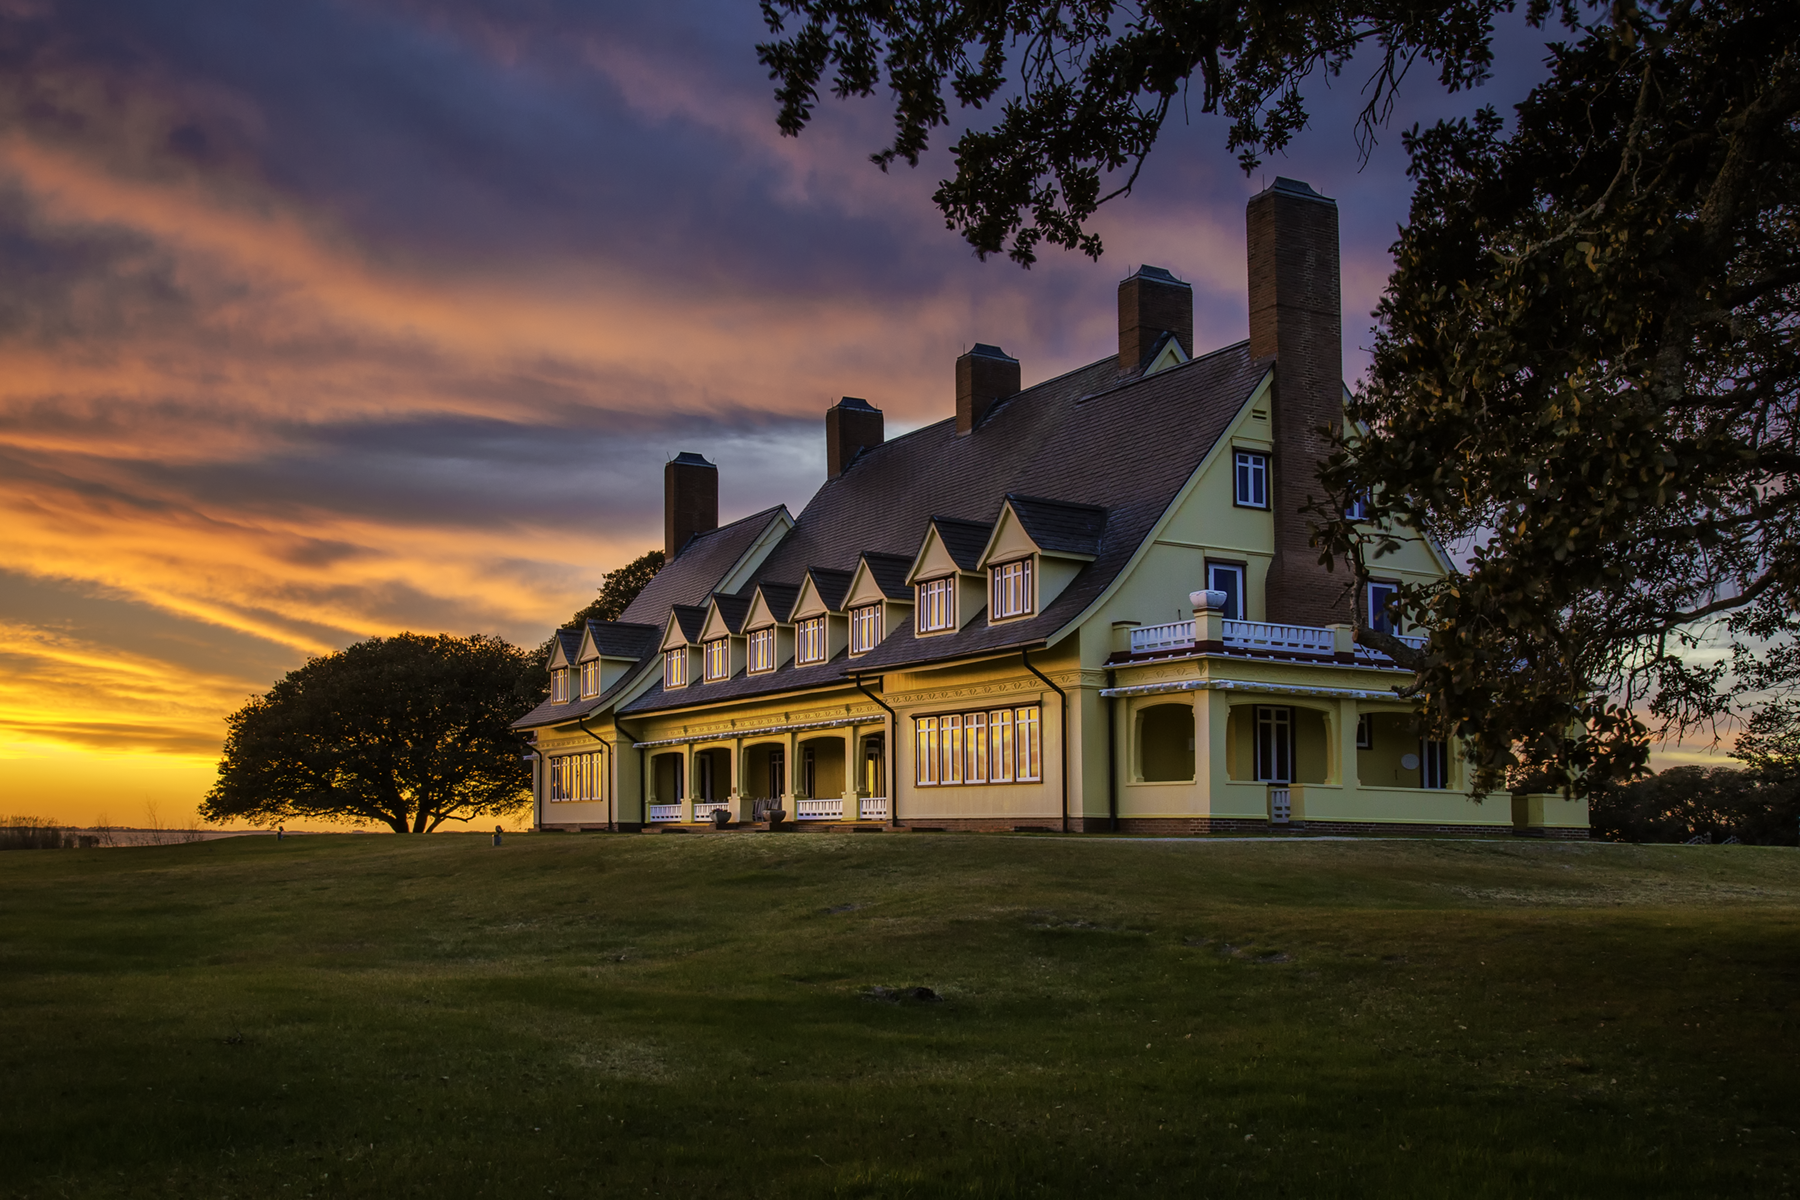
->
[641, 724, 891, 826]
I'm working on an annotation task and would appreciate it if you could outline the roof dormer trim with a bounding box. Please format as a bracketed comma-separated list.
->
[906, 516, 992, 586]
[977, 495, 1106, 570]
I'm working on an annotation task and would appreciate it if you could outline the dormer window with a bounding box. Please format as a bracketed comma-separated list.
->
[1234, 450, 1269, 508]
[849, 604, 882, 655]
[551, 667, 570, 703]
[579, 660, 601, 698]
[664, 648, 688, 689]
[990, 559, 1034, 620]
[703, 637, 730, 683]
[917, 577, 956, 634]
[796, 616, 827, 665]
[747, 627, 776, 674]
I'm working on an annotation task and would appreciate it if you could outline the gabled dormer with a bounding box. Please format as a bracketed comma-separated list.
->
[546, 628, 581, 703]
[574, 620, 655, 699]
[978, 495, 1106, 622]
[742, 582, 799, 675]
[843, 552, 913, 657]
[697, 593, 751, 684]
[1140, 330, 1190, 377]
[790, 567, 854, 666]
[906, 516, 992, 637]
[658, 605, 706, 690]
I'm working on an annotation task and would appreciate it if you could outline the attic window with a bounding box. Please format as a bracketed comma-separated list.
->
[579, 660, 601, 698]
[551, 667, 571, 704]
[663, 649, 688, 690]
[917, 577, 956, 634]
[990, 559, 1033, 620]
[704, 637, 730, 683]
[796, 616, 828, 665]
[1234, 451, 1269, 508]
[849, 604, 883, 655]
[747, 627, 776, 674]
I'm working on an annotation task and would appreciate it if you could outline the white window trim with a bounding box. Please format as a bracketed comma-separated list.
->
[989, 558, 1034, 621]
[1233, 450, 1270, 509]
[914, 705, 1042, 787]
[849, 604, 883, 656]
[747, 626, 776, 674]
[703, 637, 731, 683]
[916, 576, 956, 634]
[663, 648, 689, 690]
[796, 615, 828, 666]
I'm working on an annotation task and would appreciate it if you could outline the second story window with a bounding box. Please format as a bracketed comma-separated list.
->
[850, 604, 882, 655]
[579, 660, 600, 698]
[551, 667, 570, 703]
[663, 649, 688, 689]
[704, 637, 730, 682]
[747, 627, 775, 673]
[796, 616, 827, 665]
[1234, 450, 1269, 508]
[1368, 581, 1401, 635]
[917, 577, 956, 633]
[990, 559, 1033, 619]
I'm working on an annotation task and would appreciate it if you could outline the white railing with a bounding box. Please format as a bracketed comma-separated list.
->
[1131, 620, 1196, 653]
[693, 800, 730, 821]
[1354, 633, 1429, 665]
[648, 803, 682, 823]
[795, 798, 844, 821]
[859, 796, 889, 822]
[1223, 619, 1335, 656]
[1269, 786, 1292, 825]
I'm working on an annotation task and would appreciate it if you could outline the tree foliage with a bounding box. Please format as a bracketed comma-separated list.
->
[204, 633, 537, 833]
[759, 0, 1550, 263]
[1590, 764, 1799, 844]
[1317, 0, 1800, 796]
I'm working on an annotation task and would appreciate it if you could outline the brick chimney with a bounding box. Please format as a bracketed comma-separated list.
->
[664, 451, 718, 561]
[826, 396, 884, 479]
[1118, 265, 1193, 372]
[1247, 177, 1344, 627]
[955, 344, 1020, 434]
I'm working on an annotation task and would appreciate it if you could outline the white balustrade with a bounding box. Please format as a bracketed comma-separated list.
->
[795, 798, 844, 821]
[1131, 620, 1197, 653]
[693, 801, 730, 820]
[648, 803, 683, 823]
[1269, 786, 1292, 825]
[1223, 619, 1335, 655]
[859, 796, 889, 822]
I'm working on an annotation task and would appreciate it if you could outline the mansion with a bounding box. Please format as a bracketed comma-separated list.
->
[513, 178, 1587, 837]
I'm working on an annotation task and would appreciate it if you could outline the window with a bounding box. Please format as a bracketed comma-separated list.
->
[1234, 451, 1269, 508]
[579, 659, 601, 698]
[549, 751, 604, 802]
[1346, 491, 1372, 521]
[1421, 739, 1449, 789]
[1254, 705, 1293, 783]
[1206, 562, 1245, 621]
[916, 706, 1041, 786]
[850, 604, 883, 654]
[917, 577, 956, 633]
[747, 627, 776, 674]
[703, 637, 730, 682]
[551, 667, 570, 703]
[796, 616, 828, 665]
[991, 559, 1033, 619]
[1357, 713, 1374, 750]
[1368, 581, 1401, 635]
[664, 648, 688, 689]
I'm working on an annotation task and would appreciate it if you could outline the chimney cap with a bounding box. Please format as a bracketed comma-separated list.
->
[1127, 264, 1190, 287]
[1265, 176, 1333, 202]
[966, 343, 1017, 361]
[831, 396, 879, 412]
[669, 451, 715, 467]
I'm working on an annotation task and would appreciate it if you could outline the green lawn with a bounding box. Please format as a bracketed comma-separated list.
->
[3, 832, 1797, 1198]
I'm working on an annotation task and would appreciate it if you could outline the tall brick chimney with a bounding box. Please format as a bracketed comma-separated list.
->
[1117, 265, 1193, 372]
[826, 396, 884, 479]
[955, 344, 1020, 434]
[664, 451, 718, 561]
[1246, 177, 1345, 627]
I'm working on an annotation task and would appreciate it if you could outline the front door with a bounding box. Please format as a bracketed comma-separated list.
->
[768, 747, 786, 800]
[1253, 706, 1293, 783]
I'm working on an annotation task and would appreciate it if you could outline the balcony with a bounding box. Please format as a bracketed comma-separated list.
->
[1127, 617, 1426, 661]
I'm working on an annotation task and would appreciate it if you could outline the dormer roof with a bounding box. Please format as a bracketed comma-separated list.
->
[702, 593, 752, 640]
[848, 552, 913, 604]
[546, 628, 581, 671]
[577, 619, 662, 662]
[663, 604, 707, 649]
[989, 494, 1107, 562]
[747, 581, 800, 627]
[793, 566, 854, 617]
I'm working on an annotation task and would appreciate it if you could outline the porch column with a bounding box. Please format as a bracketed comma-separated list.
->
[1337, 697, 1361, 792]
[786, 730, 799, 809]
[1193, 687, 1229, 819]
[842, 728, 860, 821]
[681, 742, 695, 823]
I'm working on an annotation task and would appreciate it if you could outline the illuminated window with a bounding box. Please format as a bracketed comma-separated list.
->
[796, 616, 828, 665]
[704, 637, 730, 683]
[664, 648, 688, 689]
[914, 705, 1041, 786]
[549, 751, 604, 802]
[579, 660, 601, 698]
[1234, 451, 1269, 508]
[551, 667, 570, 703]
[850, 605, 883, 655]
[990, 559, 1033, 619]
[747, 627, 776, 674]
[917, 577, 956, 633]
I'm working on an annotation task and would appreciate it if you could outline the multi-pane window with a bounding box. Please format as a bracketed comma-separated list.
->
[915, 706, 1042, 786]
[917, 577, 956, 633]
[549, 751, 604, 802]
[1420, 739, 1450, 789]
[551, 667, 570, 703]
[1357, 713, 1374, 749]
[1234, 450, 1269, 508]
[796, 616, 828, 665]
[1368, 581, 1401, 635]
[1253, 705, 1293, 783]
[704, 637, 730, 682]
[850, 604, 882, 654]
[664, 648, 688, 689]
[579, 659, 601, 698]
[747, 627, 776, 673]
[990, 559, 1033, 619]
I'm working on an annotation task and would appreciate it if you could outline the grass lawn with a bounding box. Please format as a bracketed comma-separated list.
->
[3, 831, 1797, 1198]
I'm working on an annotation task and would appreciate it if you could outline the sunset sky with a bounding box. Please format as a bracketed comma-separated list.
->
[0, 1, 1728, 829]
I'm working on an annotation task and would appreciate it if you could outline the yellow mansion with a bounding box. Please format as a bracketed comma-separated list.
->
[514, 178, 1587, 838]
